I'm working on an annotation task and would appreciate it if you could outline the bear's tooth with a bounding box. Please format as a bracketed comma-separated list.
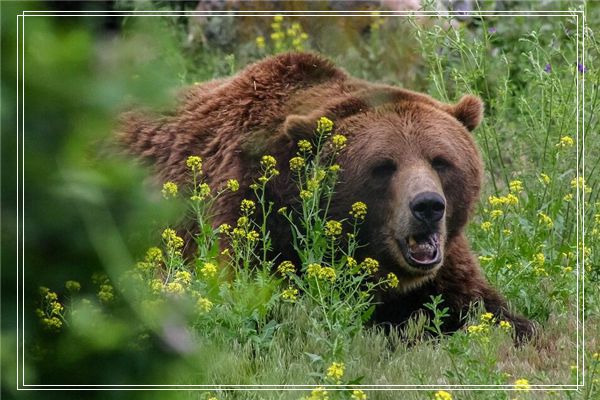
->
[408, 236, 417, 246]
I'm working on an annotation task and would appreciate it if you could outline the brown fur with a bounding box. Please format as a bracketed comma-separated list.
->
[118, 53, 536, 341]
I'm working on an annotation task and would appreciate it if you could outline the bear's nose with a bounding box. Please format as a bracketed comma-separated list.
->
[409, 191, 446, 223]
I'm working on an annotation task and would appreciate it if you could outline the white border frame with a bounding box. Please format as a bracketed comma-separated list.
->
[15, 7, 586, 392]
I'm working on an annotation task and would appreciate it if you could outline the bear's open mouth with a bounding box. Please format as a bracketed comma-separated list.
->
[398, 232, 442, 270]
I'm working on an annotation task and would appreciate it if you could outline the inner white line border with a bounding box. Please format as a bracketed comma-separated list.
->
[15, 8, 586, 391]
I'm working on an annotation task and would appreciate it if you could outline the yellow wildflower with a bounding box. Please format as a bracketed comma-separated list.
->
[329, 164, 341, 172]
[570, 177, 592, 194]
[260, 155, 277, 170]
[481, 221, 492, 231]
[174, 270, 192, 284]
[490, 209, 503, 219]
[308, 387, 328, 400]
[277, 260, 295, 275]
[360, 258, 379, 274]
[563, 193, 574, 202]
[226, 179, 239, 192]
[324, 220, 343, 237]
[346, 257, 357, 268]
[480, 312, 494, 323]
[538, 211, 554, 228]
[514, 378, 531, 391]
[300, 190, 313, 200]
[255, 35, 265, 49]
[351, 389, 367, 400]
[298, 139, 312, 152]
[241, 199, 256, 213]
[165, 282, 185, 295]
[539, 173, 551, 185]
[434, 391, 452, 400]
[186, 155, 202, 171]
[150, 279, 163, 294]
[317, 116, 334, 133]
[65, 280, 81, 293]
[218, 223, 231, 234]
[318, 267, 336, 283]
[196, 297, 213, 313]
[162, 228, 184, 251]
[281, 286, 299, 302]
[533, 253, 545, 266]
[145, 247, 163, 263]
[331, 134, 347, 150]
[161, 181, 178, 199]
[273, 14, 283, 22]
[98, 284, 114, 304]
[246, 230, 260, 242]
[307, 263, 321, 279]
[386, 272, 399, 289]
[201, 263, 218, 279]
[556, 136, 574, 148]
[326, 362, 345, 382]
[499, 320, 512, 331]
[277, 207, 287, 214]
[509, 180, 523, 193]
[506, 193, 519, 205]
[350, 202, 368, 220]
[289, 156, 305, 171]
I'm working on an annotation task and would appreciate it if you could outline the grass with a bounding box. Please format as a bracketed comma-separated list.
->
[4, 1, 600, 399]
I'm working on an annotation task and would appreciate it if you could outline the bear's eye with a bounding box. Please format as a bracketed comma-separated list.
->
[431, 157, 453, 172]
[371, 160, 397, 180]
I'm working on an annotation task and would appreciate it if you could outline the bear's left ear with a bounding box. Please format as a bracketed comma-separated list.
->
[283, 114, 319, 141]
[452, 95, 484, 131]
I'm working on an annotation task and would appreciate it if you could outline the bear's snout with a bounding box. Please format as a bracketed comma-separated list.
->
[409, 191, 446, 224]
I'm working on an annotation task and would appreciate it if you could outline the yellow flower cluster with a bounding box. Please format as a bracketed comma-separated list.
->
[191, 183, 211, 201]
[539, 173, 551, 185]
[305, 387, 328, 400]
[556, 136, 574, 148]
[241, 199, 256, 213]
[499, 320, 512, 331]
[317, 116, 334, 133]
[306, 263, 336, 283]
[489, 209, 503, 219]
[162, 228, 184, 252]
[480, 312, 495, 323]
[281, 286, 299, 302]
[434, 390, 452, 400]
[360, 258, 379, 275]
[226, 179, 239, 192]
[351, 390, 367, 400]
[196, 296, 213, 313]
[298, 139, 312, 152]
[98, 283, 114, 304]
[481, 221, 492, 231]
[300, 190, 313, 200]
[538, 211, 554, 228]
[186, 155, 202, 171]
[289, 156, 305, 171]
[514, 378, 531, 391]
[325, 220, 342, 237]
[331, 134, 347, 150]
[386, 272, 399, 289]
[488, 193, 519, 207]
[37, 287, 64, 331]
[255, 35, 265, 49]
[261, 155, 277, 170]
[201, 262, 217, 279]
[350, 202, 368, 220]
[277, 260, 296, 275]
[161, 181, 178, 199]
[532, 252, 547, 276]
[65, 280, 81, 293]
[326, 362, 345, 382]
[509, 180, 523, 193]
[570, 177, 592, 194]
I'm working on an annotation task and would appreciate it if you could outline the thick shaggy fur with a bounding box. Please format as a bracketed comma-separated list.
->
[119, 53, 535, 340]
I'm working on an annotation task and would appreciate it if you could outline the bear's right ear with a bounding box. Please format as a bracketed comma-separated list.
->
[452, 95, 484, 131]
[283, 114, 318, 141]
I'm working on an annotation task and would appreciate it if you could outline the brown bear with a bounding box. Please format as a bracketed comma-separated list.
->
[119, 52, 536, 340]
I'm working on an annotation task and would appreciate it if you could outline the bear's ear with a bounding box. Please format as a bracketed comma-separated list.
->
[283, 114, 318, 141]
[452, 95, 484, 131]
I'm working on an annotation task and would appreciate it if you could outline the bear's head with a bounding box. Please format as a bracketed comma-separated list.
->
[283, 88, 484, 291]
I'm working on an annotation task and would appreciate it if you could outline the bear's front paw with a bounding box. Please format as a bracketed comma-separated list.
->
[511, 315, 539, 345]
